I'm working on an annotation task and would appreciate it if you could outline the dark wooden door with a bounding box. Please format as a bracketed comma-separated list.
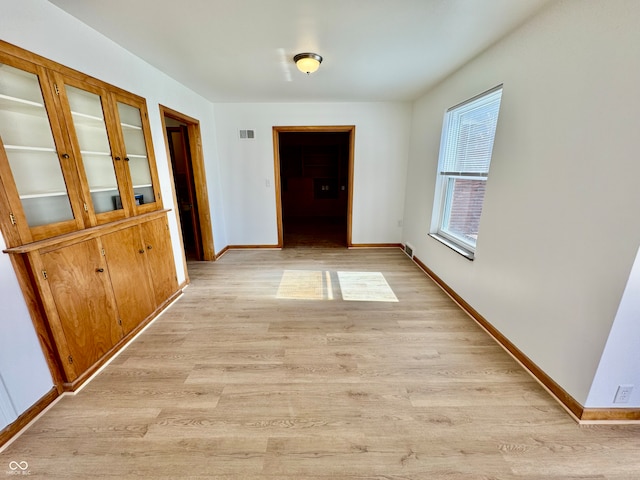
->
[167, 126, 202, 260]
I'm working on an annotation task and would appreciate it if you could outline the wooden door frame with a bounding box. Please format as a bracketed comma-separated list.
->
[273, 125, 355, 248]
[159, 106, 215, 274]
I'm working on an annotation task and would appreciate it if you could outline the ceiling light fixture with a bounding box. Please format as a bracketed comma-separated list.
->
[294, 52, 322, 74]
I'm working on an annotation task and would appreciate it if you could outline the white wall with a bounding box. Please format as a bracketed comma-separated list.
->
[213, 102, 411, 246]
[586, 245, 640, 407]
[403, 0, 640, 406]
[0, 0, 227, 422]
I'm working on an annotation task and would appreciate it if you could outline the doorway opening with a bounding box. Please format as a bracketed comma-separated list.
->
[159, 106, 215, 269]
[273, 126, 355, 248]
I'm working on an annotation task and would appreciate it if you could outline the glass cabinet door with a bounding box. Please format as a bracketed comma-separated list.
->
[0, 61, 81, 239]
[114, 95, 161, 213]
[60, 79, 128, 223]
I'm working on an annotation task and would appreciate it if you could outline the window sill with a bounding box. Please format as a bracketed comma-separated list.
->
[428, 233, 475, 260]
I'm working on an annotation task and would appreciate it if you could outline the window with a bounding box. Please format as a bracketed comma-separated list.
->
[431, 85, 503, 258]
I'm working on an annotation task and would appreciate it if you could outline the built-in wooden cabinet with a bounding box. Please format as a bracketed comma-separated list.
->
[0, 41, 180, 392]
[0, 43, 162, 245]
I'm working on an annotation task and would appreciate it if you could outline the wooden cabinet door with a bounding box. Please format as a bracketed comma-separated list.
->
[54, 72, 133, 226]
[40, 239, 121, 380]
[140, 217, 178, 306]
[0, 53, 86, 243]
[101, 225, 155, 336]
[110, 93, 162, 215]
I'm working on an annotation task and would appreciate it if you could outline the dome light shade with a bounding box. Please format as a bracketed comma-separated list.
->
[294, 53, 322, 74]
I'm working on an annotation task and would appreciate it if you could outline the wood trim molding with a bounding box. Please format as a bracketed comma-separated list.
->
[0, 39, 148, 103]
[350, 243, 403, 249]
[411, 254, 589, 421]
[159, 105, 216, 263]
[3, 210, 170, 254]
[159, 111, 189, 281]
[580, 408, 640, 422]
[412, 254, 640, 423]
[271, 128, 284, 248]
[226, 245, 281, 250]
[346, 127, 355, 247]
[8, 254, 66, 391]
[0, 387, 58, 448]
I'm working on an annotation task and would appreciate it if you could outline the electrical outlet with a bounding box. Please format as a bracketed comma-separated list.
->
[613, 384, 634, 404]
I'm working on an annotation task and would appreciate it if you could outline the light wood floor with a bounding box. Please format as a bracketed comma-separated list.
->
[2, 248, 639, 479]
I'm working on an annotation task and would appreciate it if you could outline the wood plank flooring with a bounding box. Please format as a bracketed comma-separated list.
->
[2, 248, 639, 479]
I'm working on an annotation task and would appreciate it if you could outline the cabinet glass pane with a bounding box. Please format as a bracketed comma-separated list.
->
[65, 85, 122, 214]
[117, 102, 154, 205]
[0, 63, 73, 226]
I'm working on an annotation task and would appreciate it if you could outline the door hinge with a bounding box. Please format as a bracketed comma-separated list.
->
[101, 248, 106, 256]
[118, 318, 122, 326]
[54, 83, 60, 96]
[9, 213, 16, 225]
[68, 355, 73, 364]
[42, 270, 48, 280]
[83, 203, 89, 212]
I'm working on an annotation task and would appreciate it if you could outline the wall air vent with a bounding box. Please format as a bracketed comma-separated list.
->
[239, 129, 255, 139]
[404, 243, 414, 258]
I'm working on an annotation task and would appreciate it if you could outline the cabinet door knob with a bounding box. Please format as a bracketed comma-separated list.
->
[115, 156, 121, 161]
[124, 157, 130, 162]
[61, 153, 70, 159]
[139, 249, 145, 254]
[146, 245, 153, 250]
[95, 268, 104, 273]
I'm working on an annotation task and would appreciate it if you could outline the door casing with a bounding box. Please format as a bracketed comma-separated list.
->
[159, 105, 215, 276]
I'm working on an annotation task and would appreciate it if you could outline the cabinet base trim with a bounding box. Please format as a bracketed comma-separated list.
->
[62, 288, 183, 392]
[0, 387, 58, 450]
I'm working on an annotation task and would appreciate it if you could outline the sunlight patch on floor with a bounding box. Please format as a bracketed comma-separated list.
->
[337, 271, 398, 302]
[276, 270, 397, 302]
[276, 270, 327, 300]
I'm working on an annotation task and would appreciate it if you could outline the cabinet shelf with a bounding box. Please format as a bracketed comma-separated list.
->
[120, 122, 142, 130]
[20, 190, 68, 199]
[71, 112, 109, 130]
[89, 186, 118, 193]
[4, 144, 57, 153]
[71, 111, 103, 122]
[0, 93, 45, 114]
[80, 150, 111, 157]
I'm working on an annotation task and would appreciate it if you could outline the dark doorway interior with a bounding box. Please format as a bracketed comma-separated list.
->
[279, 132, 350, 247]
[165, 120, 202, 260]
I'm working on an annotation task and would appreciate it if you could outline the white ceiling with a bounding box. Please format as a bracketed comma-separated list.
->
[48, 0, 552, 103]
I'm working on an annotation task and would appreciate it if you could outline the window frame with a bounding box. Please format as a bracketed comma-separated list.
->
[430, 85, 503, 260]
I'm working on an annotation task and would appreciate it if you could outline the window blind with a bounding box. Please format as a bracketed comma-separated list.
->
[440, 86, 503, 176]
